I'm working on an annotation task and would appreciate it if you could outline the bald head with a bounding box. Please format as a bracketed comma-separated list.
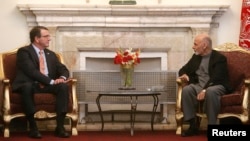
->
[196, 33, 212, 48]
[192, 33, 212, 56]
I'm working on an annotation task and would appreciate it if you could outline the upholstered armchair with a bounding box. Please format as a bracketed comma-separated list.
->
[0, 48, 78, 137]
[175, 43, 250, 135]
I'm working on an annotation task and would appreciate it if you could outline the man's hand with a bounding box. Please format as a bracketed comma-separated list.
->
[197, 90, 206, 101]
[53, 78, 69, 84]
[178, 74, 190, 82]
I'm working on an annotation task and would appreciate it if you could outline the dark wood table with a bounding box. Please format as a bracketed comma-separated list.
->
[96, 91, 161, 136]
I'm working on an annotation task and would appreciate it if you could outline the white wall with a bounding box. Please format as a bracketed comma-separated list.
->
[0, 0, 242, 52]
[0, 0, 29, 52]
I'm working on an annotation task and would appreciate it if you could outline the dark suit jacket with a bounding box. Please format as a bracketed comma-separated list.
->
[178, 50, 232, 93]
[12, 44, 69, 91]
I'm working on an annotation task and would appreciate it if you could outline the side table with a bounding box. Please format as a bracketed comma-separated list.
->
[96, 91, 161, 136]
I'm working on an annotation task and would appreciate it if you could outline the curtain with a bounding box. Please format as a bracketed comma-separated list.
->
[239, 0, 250, 49]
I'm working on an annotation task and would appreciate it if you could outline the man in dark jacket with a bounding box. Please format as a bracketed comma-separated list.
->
[178, 33, 232, 137]
[12, 26, 70, 139]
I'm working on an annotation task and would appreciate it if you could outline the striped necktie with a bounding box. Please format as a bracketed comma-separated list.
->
[39, 50, 45, 75]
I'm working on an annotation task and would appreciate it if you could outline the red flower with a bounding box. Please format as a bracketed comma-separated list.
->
[123, 51, 129, 56]
[114, 48, 140, 65]
[114, 54, 123, 64]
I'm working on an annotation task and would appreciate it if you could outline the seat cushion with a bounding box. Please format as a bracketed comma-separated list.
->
[221, 92, 243, 106]
[10, 92, 73, 114]
[220, 105, 243, 114]
[220, 92, 243, 114]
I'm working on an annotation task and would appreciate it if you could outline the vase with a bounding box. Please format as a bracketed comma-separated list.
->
[120, 64, 134, 88]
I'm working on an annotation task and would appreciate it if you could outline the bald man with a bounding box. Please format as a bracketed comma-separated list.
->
[178, 33, 232, 137]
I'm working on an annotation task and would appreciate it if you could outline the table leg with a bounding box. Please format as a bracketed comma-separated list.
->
[130, 96, 138, 136]
[151, 95, 159, 131]
[96, 95, 104, 131]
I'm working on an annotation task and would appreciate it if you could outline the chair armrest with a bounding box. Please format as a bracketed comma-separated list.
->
[176, 78, 182, 85]
[244, 78, 250, 85]
[66, 78, 78, 114]
[0, 78, 4, 116]
[242, 78, 250, 115]
[2, 78, 11, 115]
[176, 78, 185, 114]
[176, 78, 189, 112]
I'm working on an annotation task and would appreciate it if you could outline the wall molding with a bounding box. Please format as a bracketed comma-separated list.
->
[17, 4, 229, 29]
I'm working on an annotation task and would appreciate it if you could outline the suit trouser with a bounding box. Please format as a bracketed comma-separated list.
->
[181, 84, 226, 124]
[13, 82, 69, 116]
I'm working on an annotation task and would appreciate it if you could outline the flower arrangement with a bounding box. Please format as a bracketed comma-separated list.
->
[114, 47, 140, 88]
[114, 47, 140, 66]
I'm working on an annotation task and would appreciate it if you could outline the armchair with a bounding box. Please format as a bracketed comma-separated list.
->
[175, 43, 250, 135]
[0, 48, 78, 137]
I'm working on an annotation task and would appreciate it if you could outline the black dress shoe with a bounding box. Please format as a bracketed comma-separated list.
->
[55, 127, 70, 138]
[181, 128, 199, 137]
[29, 130, 42, 139]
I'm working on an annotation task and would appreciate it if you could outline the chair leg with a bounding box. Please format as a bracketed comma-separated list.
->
[67, 115, 78, 136]
[175, 117, 183, 135]
[3, 119, 10, 138]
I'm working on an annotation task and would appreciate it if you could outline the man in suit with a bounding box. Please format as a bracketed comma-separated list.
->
[12, 26, 70, 138]
[178, 33, 232, 137]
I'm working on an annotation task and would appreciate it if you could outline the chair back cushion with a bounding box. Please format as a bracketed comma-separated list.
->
[2, 50, 17, 84]
[219, 51, 250, 92]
